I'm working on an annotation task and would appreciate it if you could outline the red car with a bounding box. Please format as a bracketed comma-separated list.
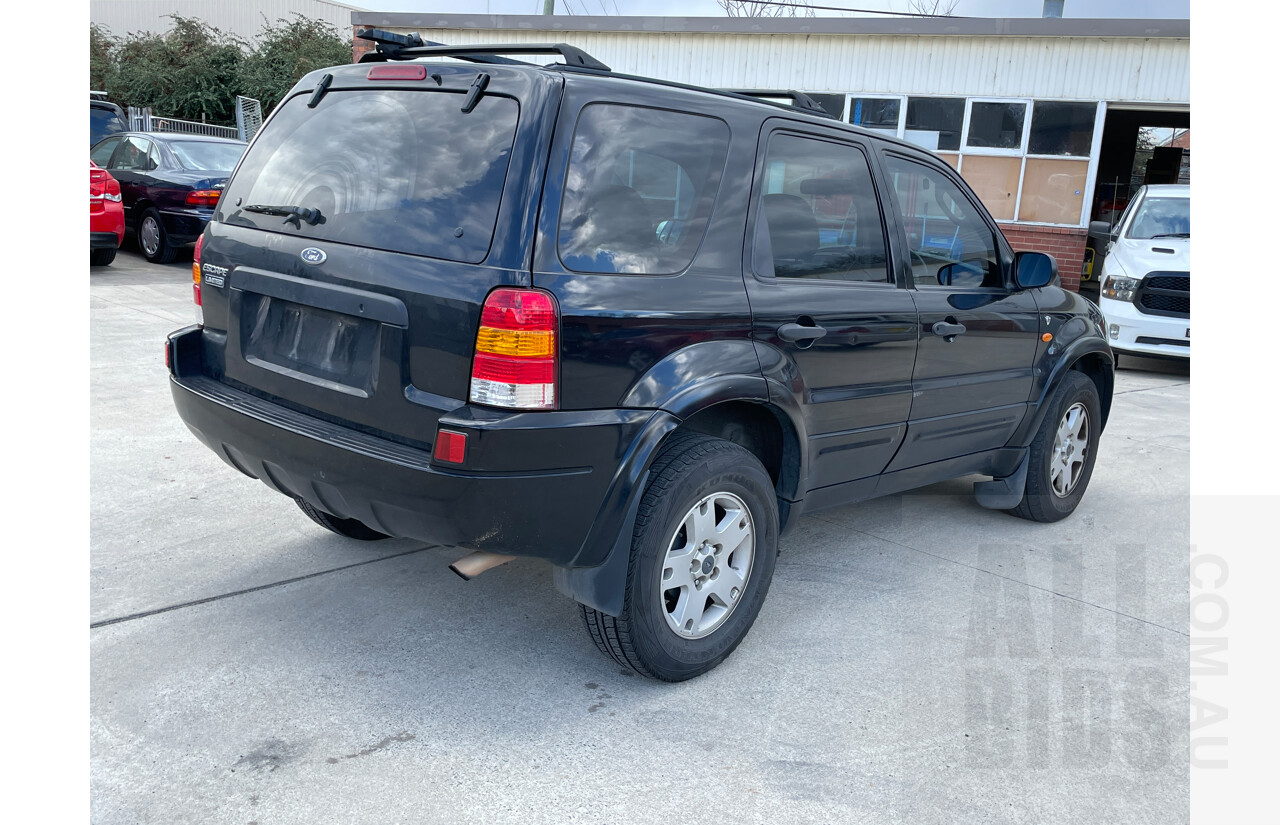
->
[90, 161, 125, 266]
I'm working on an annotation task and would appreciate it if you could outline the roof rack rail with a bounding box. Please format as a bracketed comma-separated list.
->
[355, 31, 611, 72]
[719, 89, 836, 119]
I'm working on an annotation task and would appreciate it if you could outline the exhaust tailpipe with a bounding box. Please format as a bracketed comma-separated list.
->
[449, 551, 517, 581]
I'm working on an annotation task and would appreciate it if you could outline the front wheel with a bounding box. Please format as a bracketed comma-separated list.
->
[581, 433, 779, 681]
[1008, 370, 1102, 523]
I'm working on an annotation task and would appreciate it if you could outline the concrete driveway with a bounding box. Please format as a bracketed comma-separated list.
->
[91, 246, 1189, 824]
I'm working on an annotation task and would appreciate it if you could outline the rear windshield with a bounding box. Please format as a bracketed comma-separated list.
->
[90, 107, 126, 146]
[170, 140, 245, 172]
[219, 89, 519, 263]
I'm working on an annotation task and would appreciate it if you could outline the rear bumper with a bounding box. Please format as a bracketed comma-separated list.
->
[90, 231, 120, 249]
[167, 326, 668, 567]
[160, 207, 214, 245]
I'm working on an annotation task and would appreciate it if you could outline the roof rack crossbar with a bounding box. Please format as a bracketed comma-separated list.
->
[354, 32, 611, 72]
[718, 89, 836, 119]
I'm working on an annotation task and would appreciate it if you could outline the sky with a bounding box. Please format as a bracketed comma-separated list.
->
[357, 0, 1190, 18]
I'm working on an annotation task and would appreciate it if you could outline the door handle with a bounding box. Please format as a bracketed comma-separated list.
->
[777, 322, 828, 343]
[931, 321, 967, 340]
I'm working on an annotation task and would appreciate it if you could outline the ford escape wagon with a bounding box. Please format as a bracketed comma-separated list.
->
[168, 35, 1114, 681]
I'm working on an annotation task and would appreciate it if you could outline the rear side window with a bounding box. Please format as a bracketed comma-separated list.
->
[220, 90, 519, 263]
[557, 104, 730, 274]
[752, 133, 891, 283]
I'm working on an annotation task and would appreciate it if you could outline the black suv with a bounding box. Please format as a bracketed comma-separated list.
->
[168, 37, 1114, 681]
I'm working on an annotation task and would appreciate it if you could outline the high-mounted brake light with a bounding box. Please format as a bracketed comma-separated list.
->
[469, 288, 558, 410]
[186, 190, 222, 207]
[192, 234, 204, 323]
[367, 65, 429, 81]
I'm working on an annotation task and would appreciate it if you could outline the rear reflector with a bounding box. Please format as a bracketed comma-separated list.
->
[469, 288, 558, 410]
[434, 429, 467, 464]
[186, 190, 221, 207]
[367, 65, 429, 80]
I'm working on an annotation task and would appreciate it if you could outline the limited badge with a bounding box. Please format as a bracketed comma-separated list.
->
[300, 247, 327, 265]
[201, 263, 228, 288]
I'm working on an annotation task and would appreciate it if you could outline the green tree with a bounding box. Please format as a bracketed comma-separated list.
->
[110, 15, 245, 124]
[240, 15, 352, 114]
[90, 24, 117, 92]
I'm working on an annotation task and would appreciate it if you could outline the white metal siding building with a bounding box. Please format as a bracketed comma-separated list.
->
[350, 13, 1190, 290]
[91, 0, 367, 41]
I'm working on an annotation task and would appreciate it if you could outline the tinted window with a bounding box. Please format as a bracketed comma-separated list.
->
[170, 140, 245, 172]
[753, 134, 891, 284]
[90, 107, 126, 146]
[220, 90, 519, 264]
[1029, 101, 1096, 156]
[884, 155, 1003, 289]
[967, 102, 1026, 150]
[558, 104, 729, 275]
[848, 97, 900, 133]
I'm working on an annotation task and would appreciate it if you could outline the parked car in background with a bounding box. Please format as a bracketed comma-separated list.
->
[90, 94, 127, 147]
[1091, 184, 1190, 362]
[90, 161, 125, 266]
[89, 132, 247, 264]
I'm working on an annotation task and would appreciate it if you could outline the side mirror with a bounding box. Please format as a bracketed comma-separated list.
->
[1088, 220, 1116, 242]
[1014, 251, 1057, 290]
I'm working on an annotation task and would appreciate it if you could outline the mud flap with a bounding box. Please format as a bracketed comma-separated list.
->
[973, 449, 1029, 510]
[551, 470, 649, 617]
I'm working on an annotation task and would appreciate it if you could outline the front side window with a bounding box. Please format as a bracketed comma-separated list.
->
[558, 104, 730, 274]
[220, 89, 519, 263]
[1125, 195, 1190, 239]
[884, 155, 1004, 289]
[752, 133, 891, 284]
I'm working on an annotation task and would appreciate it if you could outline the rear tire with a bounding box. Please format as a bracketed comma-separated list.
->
[90, 247, 116, 266]
[137, 207, 178, 264]
[294, 498, 389, 541]
[1008, 370, 1101, 523]
[580, 433, 779, 681]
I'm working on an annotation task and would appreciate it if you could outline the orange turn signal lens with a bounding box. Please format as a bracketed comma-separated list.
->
[475, 326, 555, 358]
[1041, 332, 1053, 342]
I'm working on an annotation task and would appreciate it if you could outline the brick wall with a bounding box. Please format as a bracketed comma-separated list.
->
[998, 223, 1086, 292]
[353, 28, 374, 63]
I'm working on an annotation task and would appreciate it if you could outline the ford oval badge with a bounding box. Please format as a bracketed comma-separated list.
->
[300, 247, 327, 265]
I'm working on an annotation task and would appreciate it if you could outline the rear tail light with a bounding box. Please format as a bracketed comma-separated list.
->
[192, 234, 204, 324]
[89, 169, 120, 201]
[469, 288, 558, 410]
[186, 190, 222, 207]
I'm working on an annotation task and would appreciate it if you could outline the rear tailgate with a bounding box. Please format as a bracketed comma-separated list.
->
[195, 64, 561, 447]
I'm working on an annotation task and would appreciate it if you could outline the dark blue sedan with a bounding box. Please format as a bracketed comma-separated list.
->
[89, 132, 247, 263]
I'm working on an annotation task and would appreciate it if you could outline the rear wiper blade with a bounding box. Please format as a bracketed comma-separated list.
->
[243, 203, 324, 227]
